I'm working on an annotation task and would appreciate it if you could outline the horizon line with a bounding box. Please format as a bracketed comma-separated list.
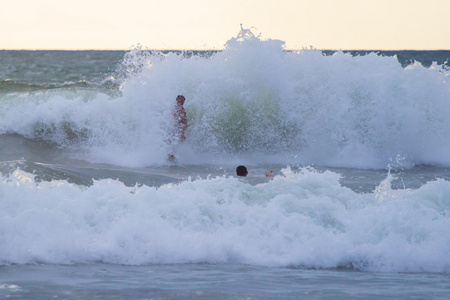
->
[1, 48, 450, 52]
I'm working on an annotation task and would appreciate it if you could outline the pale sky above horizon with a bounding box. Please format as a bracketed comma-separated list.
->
[1, 0, 449, 50]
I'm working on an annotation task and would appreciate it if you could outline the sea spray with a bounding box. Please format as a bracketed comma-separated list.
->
[1, 167, 449, 272]
[2, 31, 450, 300]
[1, 30, 450, 168]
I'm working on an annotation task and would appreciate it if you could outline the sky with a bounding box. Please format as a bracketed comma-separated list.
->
[1, 0, 449, 50]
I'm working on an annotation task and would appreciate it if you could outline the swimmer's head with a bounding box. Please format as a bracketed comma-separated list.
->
[236, 165, 248, 177]
[176, 95, 185, 105]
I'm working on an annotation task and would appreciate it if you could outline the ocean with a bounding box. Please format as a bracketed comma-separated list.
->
[1, 30, 450, 299]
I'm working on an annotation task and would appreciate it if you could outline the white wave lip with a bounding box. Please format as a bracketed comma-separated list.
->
[1, 30, 450, 168]
[1, 168, 449, 273]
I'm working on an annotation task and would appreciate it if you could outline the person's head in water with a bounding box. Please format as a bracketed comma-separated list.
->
[176, 95, 185, 106]
[236, 165, 248, 177]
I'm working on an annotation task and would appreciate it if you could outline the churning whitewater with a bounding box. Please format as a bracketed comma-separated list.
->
[1, 29, 450, 168]
[1, 29, 450, 275]
[1, 167, 450, 273]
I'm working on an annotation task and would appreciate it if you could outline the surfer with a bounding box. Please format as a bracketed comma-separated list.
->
[236, 165, 274, 177]
[173, 95, 187, 142]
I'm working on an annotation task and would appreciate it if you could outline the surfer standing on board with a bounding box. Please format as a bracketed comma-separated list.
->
[173, 95, 188, 143]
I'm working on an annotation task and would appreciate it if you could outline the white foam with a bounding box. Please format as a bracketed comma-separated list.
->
[1, 31, 450, 168]
[1, 168, 449, 272]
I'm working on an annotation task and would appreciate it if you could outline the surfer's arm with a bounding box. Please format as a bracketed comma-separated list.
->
[265, 171, 274, 177]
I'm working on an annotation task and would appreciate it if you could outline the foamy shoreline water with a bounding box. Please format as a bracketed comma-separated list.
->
[1, 166, 449, 274]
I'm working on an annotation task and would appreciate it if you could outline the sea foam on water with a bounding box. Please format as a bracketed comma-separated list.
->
[1, 31, 450, 168]
[1, 167, 449, 273]
[1, 30, 450, 276]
